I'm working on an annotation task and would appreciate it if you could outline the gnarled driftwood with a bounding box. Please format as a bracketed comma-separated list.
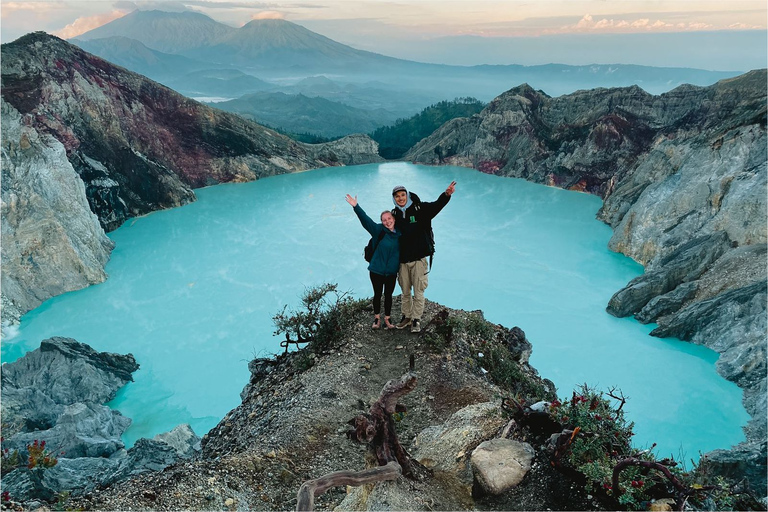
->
[295, 372, 418, 511]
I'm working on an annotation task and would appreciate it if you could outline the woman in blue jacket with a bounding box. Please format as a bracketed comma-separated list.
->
[346, 193, 401, 330]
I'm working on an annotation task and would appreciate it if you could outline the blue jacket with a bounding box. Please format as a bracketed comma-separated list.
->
[354, 204, 401, 276]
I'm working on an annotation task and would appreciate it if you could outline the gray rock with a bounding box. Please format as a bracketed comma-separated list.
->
[153, 424, 201, 458]
[470, 438, 535, 495]
[0, 467, 58, 503]
[411, 402, 506, 484]
[635, 281, 698, 323]
[503, 326, 532, 364]
[6, 402, 130, 458]
[606, 231, 731, 317]
[41, 456, 126, 496]
[0, 99, 114, 323]
[700, 442, 768, 498]
[123, 438, 181, 474]
[1, 337, 138, 430]
[336, 479, 425, 511]
[651, 280, 767, 387]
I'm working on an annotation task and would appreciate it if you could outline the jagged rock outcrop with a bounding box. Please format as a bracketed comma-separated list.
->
[1, 99, 114, 325]
[1, 338, 138, 453]
[0, 338, 201, 502]
[0, 32, 382, 321]
[407, 70, 767, 493]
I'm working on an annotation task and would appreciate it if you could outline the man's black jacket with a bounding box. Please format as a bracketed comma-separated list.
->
[392, 191, 451, 264]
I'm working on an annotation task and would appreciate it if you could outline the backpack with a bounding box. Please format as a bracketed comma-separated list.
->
[364, 230, 386, 263]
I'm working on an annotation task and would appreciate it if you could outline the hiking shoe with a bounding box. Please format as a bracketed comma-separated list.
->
[410, 319, 421, 333]
[395, 317, 411, 330]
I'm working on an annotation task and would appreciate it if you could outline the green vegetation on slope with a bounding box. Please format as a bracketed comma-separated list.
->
[370, 97, 486, 160]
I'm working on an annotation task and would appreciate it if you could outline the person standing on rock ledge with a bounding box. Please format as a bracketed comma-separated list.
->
[346, 194, 401, 330]
[391, 182, 456, 333]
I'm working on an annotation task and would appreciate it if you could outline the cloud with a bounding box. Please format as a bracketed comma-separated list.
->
[3, 2, 45, 11]
[113, 1, 138, 9]
[728, 22, 761, 29]
[251, 10, 285, 20]
[52, 10, 128, 38]
[183, 1, 276, 7]
[112, 1, 190, 12]
[566, 14, 719, 33]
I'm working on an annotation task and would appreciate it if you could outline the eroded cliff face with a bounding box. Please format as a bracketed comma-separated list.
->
[1, 99, 114, 324]
[407, 70, 767, 490]
[0, 32, 382, 321]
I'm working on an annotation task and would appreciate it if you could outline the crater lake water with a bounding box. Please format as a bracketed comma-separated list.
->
[2, 163, 748, 460]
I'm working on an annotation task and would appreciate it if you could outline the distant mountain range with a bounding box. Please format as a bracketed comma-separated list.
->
[69, 10, 746, 139]
[74, 10, 741, 96]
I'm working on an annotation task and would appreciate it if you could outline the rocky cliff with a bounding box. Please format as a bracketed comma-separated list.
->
[0, 32, 382, 322]
[1, 98, 114, 324]
[406, 71, 767, 490]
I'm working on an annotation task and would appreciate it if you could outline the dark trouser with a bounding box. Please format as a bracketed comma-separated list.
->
[370, 272, 397, 316]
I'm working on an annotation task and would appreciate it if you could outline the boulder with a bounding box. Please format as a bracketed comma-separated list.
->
[635, 281, 698, 323]
[411, 402, 506, 484]
[153, 424, 202, 458]
[470, 438, 535, 495]
[503, 326, 532, 364]
[336, 480, 424, 512]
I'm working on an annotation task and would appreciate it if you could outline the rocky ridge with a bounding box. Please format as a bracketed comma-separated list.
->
[0, 32, 382, 324]
[67, 299, 626, 512]
[57, 297, 764, 511]
[406, 71, 767, 491]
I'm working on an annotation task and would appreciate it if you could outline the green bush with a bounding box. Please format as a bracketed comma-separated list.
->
[273, 283, 365, 356]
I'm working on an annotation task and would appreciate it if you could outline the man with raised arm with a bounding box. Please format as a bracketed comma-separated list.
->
[391, 181, 457, 333]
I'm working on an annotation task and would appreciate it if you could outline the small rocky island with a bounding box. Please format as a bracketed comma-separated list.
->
[2, 293, 763, 511]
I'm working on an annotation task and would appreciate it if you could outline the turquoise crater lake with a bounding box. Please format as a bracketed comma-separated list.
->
[2, 163, 748, 459]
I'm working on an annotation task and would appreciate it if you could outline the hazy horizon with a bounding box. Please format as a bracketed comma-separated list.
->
[2, 1, 766, 71]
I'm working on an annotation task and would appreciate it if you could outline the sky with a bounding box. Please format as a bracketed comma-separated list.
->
[2, 0, 767, 70]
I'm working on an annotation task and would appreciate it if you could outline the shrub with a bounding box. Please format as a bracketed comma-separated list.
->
[273, 283, 365, 355]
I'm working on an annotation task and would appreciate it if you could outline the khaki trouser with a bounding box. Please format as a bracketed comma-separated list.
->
[398, 258, 429, 321]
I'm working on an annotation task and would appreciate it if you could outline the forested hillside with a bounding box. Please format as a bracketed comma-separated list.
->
[370, 97, 485, 159]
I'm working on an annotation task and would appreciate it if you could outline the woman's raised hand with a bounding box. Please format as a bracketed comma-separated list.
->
[345, 194, 358, 207]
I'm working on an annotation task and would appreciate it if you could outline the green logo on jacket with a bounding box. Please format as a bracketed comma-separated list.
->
[409, 216, 416, 223]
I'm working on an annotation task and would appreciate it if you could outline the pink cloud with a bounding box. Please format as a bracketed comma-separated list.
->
[250, 11, 286, 20]
[564, 13, 729, 34]
[52, 10, 128, 39]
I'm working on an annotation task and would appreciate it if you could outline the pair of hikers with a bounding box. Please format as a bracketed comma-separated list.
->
[345, 181, 457, 332]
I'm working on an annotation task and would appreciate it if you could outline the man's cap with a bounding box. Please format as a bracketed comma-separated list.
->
[392, 185, 407, 196]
